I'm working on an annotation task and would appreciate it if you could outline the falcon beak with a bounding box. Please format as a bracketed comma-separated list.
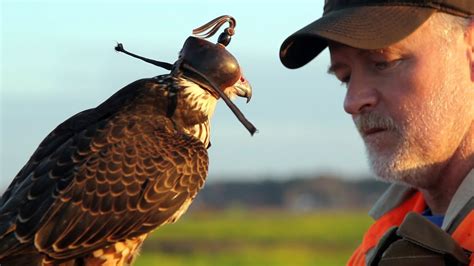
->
[234, 76, 252, 103]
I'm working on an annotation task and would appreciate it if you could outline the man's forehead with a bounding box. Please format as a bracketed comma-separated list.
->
[326, 42, 408, 74]
[328, 41, 405, 56]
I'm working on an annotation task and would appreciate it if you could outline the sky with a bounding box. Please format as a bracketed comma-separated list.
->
[1, 0, 372, 189]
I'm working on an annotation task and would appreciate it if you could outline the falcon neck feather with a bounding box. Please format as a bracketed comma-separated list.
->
[180, 62, 257, 135]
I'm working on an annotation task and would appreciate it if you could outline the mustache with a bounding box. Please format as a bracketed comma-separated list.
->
[354, 112, 399, 134]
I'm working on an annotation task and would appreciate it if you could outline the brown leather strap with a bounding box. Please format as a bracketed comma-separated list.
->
[369, 212, 470, 265]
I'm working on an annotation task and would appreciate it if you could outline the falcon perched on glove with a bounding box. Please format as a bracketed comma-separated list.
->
[0, 15, 256, 265]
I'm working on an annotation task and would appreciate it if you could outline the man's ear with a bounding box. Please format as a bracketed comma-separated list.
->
[466, 17, 474, 81]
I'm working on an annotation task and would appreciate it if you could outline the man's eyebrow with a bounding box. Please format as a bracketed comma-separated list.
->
[362, 47, 403, 56]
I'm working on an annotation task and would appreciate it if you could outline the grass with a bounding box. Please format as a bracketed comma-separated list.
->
[134, 209, 373, 266]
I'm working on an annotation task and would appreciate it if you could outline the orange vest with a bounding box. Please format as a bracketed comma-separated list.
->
[348, 191, 474, 265]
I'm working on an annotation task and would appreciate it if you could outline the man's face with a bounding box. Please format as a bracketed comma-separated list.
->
[328, 16, 474, 187]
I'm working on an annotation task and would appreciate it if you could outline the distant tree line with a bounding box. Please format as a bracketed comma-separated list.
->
[190, 175, 389, 212]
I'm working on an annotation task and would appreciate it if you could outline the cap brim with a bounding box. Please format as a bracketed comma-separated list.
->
[280, 5, 436, 69]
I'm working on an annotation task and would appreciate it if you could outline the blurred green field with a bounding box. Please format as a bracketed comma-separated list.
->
[134, 209, 372, 266]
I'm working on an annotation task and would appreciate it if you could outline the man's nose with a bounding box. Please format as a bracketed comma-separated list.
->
[343, 74, 378, 115]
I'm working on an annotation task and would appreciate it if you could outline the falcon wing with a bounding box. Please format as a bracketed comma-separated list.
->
[0, 78, 208, 261]
[0, 78, 150, 209]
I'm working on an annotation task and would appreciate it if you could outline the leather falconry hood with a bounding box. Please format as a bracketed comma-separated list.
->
[178, 36, 240, 91]
[115, 15, 257, 135]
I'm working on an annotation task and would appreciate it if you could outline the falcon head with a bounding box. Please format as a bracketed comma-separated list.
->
[115, 16, 257, 135]
[174, 35, 257, 135]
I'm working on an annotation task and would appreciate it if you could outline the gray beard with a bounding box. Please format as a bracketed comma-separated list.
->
[365, 138, 434, 188]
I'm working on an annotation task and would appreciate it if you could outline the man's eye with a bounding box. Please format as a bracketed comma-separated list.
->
[340, 75, 350, 86]
[374, 59, 402, 71]
[334, 74, 350, 86]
